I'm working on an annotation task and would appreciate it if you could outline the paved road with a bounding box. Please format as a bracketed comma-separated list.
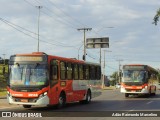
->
[0, 89, 160, 119]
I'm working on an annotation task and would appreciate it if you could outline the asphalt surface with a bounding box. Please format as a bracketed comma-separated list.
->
[0, 89, 160, 119]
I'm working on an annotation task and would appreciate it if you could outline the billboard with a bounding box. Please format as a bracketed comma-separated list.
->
[86, 37, 109, 49]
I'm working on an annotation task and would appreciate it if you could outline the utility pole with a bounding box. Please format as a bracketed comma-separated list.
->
[2, 54, 6, 74]
[36, 6, 42, 52]
[78, 44, 83, 60]
[77, 28, 92, 61]
[102, 50, 106, 88]
[102, 50, 111, 88]
[116, 59, 123, 83]
[99, 48, 102, 65]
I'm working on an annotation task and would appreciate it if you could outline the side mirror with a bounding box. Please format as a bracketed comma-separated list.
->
[145, 71, 149, 79]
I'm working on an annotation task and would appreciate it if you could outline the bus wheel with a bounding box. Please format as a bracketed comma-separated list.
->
[57, 93, 66, 108]
[23, 105, 31, 108]
[125, 93, 129, 98]
[84, 90, 91, 104]
[152, 88, 156, 96]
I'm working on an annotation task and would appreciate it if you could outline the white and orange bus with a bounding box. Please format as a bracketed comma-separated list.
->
[7, 52, 102, 108]
[121, 64, 159, 97]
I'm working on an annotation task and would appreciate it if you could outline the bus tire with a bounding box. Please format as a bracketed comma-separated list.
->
[146, 88, 151, 97]
[152, 87, 156, 96]
[23, 105, 31, 108]
[57, 92, 66, 109]
[125, 93, 129, 98]
[84, 90, 91, 104]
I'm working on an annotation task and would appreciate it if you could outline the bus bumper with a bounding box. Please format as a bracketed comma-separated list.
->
[7, 94, 49, 106]
[120, 87, 149, 94]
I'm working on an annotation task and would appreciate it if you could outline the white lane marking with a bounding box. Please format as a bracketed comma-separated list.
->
[129, 109, 134, 111]
[146, 101, 153, 104]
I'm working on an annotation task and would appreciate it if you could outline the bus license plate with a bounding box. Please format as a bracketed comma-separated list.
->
[131, 90, 135, 92]
[21, 99, 28, 102]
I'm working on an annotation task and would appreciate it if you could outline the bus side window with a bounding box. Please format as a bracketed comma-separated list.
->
[67, 63, 73, 79]
[73, 64, 79, 80]
[79, 64, 84, 80]
[60, 61, 66, 80]
[85, 65, 90, 80]
[50, 60, 58, 87]
[96, 66, 101, 80]
[90, 65, 95, 80]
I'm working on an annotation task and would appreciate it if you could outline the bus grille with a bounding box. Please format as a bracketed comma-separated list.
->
[12, 97, 37, 103]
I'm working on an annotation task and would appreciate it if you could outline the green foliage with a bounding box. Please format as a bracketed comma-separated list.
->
[153, 8, 160, 25]
[110, 71, 119, 85]
[0, 64, 8, 82]
[109, 80, 116, 86]
[157, 73, 160, 83]
[0, 64, 8, 97]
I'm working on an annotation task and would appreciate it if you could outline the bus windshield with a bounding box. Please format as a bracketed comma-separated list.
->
[9, 64, 48, 86]
[123, 70, 145, 82]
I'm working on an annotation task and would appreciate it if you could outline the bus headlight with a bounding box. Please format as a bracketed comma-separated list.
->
[145, 86, 148, 89]
[44, 92, 47, 96]
[39, 92, 48, 99]
[7, 91, 11, 97]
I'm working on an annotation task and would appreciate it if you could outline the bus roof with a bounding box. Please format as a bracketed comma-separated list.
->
[13, 52, 100, 66]
[123, 64, 158, 73]
[123, 64, 146, 66]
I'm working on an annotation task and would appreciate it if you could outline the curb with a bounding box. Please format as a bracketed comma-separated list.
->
[0, 96, 7, 99]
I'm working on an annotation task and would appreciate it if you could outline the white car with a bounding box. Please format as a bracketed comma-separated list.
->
[115, 83, 121, 89]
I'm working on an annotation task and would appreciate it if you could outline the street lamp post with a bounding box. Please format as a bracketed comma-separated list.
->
[36, 6, 42, 52]
[102, 50, 112, 88]
[2, 54, 6, 74]
[116, 59, 123, 83]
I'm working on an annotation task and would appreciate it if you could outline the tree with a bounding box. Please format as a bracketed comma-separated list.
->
[153, 8, 160, 25]
[110, 71, 118, 85]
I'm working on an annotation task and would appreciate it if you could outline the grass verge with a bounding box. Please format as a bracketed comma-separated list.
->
[103, 86, 115, 90]
[0, 75, 7, 97]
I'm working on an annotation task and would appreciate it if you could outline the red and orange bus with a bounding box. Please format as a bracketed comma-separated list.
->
[7, 52, 102, 108]
[121, 64, 159, 97]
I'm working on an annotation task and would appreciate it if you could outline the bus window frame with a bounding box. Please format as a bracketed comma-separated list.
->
[96, 66, 101, 80]
[73, 63, 79, 80]
[60, 61, 67, 80]
[50, 59, 59, 87]
[90, 65, 96, 80]
[79, 64, 84, 80]
[84, 65, 90, 80]
[66, 62, 73, 80]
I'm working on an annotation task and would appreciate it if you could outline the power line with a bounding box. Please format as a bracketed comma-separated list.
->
[0, 17, 78, 48]
[24, 0, 78, 29]
[46, 0, 86, 27]
[0, 17, 79, 49]
[77, 27, 92, 61]
[25, 0, 107, 39]
[0, 17, 37, 35]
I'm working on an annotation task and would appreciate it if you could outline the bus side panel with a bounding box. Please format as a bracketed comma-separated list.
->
[72, 80, 87, 101]
[65, 80, 74, 102]
[48, 84, 59, 105]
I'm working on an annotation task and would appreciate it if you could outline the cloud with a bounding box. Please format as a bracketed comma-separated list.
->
[0, 0, 160, 75]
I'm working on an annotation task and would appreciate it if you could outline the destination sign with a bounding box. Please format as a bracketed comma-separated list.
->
[123, 65, 145, 70]
[11, 56, 43, 62]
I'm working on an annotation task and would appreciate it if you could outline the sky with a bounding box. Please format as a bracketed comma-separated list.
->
[0, 0, 160, 76]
